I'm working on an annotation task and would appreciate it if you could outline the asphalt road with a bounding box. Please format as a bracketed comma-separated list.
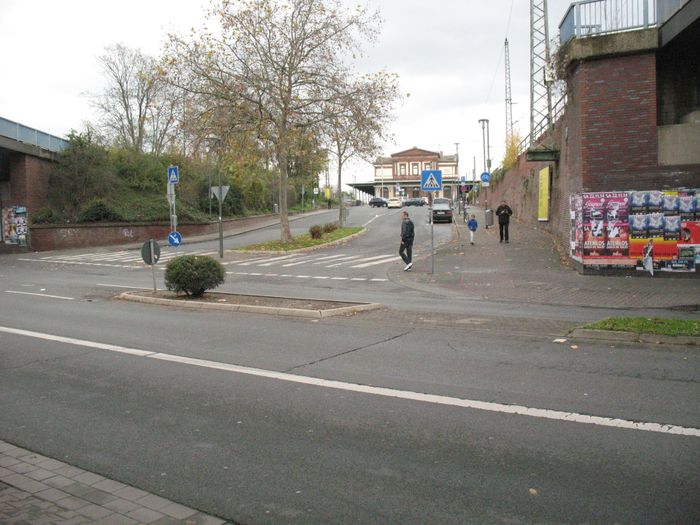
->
[1, 206, 699, 524]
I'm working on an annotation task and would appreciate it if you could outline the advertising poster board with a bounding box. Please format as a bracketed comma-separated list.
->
[570, 189, 699, 273]
[1, 206, 29, 246]
[538, 167, 550, 222]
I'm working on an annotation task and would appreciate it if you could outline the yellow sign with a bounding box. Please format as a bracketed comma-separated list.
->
[538, 167, 550, 222]
[325, 187, 331, 199]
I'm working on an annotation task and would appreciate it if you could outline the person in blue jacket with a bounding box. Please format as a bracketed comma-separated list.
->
[467, 214, 478, 245]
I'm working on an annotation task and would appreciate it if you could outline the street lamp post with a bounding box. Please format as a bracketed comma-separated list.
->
[206, 134, 224, 258]
[478, 119, 490, 213]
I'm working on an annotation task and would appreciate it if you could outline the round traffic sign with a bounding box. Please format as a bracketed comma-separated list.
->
[141, 240, 161, 265]
[168, 231, 182, 247]
[480, 171, 491, 183]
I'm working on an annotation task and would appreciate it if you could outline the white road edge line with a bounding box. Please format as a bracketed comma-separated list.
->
[96, 283, 151, 290]
[4, 291, 74, 301]
[1, 325, 698, 438]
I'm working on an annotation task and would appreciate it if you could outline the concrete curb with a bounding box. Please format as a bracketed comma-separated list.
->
[118, 291, 382, 319]
[570, 328, 700, 347]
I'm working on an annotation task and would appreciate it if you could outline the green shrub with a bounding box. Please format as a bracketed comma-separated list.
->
[31, 207, 62, 224]
[309, 225, 323, 239]
[323, 222, 338, 233]
[164, 255, 225, 297]
[77, 199, 124, 222]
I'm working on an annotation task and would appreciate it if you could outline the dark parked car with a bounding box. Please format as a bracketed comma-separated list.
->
[432, 202, 453, 223]
[403, 198, 425, 207]
[369, 197, 387, 207]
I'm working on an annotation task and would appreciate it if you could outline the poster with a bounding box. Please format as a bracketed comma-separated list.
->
[1, 206, 29, 246]
[538, 167, 550, 222]
[571, 189, 699, 272]
[604, 193, 629, 258]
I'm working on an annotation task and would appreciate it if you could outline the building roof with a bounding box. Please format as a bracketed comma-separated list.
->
[374, 147, 458, 165]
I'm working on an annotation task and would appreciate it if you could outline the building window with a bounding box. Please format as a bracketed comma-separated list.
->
[399, 163, 406, 176]
[412, 163, 419, 175]
[423, 162, 431, 171]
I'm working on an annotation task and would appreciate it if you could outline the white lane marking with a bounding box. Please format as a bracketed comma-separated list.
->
[312, 276, 330, 280]
[1, 324, 698, 438]
[331, 277, 348, 280]
[0, 326, 151, 356]
[4, 291, 74, 301]
[310, 254, 351, 265]
[238, 254, 298, 266]
[370, 278, 389, 282]
[96, 283, 150, 289]
[325, 256, 363, 267]
[18, 258, 140, 269]
[363, 215, 380, 227]
[350, 256, 401, 268]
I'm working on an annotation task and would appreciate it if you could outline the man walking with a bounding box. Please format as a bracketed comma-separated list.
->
[399, 210, 414, 271]
[496, 200, 513, 243]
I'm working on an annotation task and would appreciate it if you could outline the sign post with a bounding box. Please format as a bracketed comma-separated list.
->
[167, 166, 179, 237]
[421, 170, 443, 274]
[141, 239, 161, 292]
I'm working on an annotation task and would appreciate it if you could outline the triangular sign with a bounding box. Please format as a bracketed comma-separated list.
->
[423, 174, 440, 189]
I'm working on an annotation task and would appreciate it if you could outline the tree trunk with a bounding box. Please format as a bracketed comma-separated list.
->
[278, 147, 292, 243]
[337, 160, 344, 227]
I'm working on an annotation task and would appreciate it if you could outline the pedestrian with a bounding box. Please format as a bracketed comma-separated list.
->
[495, 199, 513, 243]
[467, 214, 478, 245]
[399, 210, 414, 271]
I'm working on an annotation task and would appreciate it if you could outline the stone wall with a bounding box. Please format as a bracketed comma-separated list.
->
[28, 215, 274, 252]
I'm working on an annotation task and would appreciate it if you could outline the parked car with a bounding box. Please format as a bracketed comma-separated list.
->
[403, 198, 425, 207]
[432, 202, 453, 223]
[433, 197, 450, 206]
[369, 197, 388, 207]
[387, 197, 402, 208]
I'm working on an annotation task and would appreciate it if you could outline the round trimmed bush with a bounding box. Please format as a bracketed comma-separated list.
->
[323, 222, 338, 233]
[164, 255, 225, 297]
[309, 225, 323, 239]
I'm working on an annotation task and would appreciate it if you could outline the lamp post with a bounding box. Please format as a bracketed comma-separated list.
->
[206, 134, 224, 258]
[478, 119, 490, 212]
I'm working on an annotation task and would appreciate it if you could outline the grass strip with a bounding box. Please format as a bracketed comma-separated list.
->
[584, 317, 700, 337]
[241, 227, 363, 251]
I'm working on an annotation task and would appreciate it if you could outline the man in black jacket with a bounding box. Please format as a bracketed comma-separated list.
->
[399, 210, 414, 270]
[496, 200, 513, 243]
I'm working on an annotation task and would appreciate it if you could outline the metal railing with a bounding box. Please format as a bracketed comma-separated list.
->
[0, 116, 69, 153]
[559, 0, 657, 44]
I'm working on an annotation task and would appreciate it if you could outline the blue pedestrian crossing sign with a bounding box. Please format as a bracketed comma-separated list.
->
[421, 170, 442, 191]
[167, 165, 180, 184]
[168, 231, 182, 247]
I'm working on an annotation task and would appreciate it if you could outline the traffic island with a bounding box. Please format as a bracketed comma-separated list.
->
[570, 317, 700, 347]
[119, 290, 382, 319]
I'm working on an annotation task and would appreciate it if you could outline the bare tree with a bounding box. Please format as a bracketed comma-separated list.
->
[324, 74, 399, 225]
[165, 0, 392, 242]
[94, 44, 179, 154]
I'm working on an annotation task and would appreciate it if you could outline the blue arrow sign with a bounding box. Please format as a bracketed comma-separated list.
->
[421, 170, 442, 191]
[168, 231, 182, 247]
[167, 165, 180, 184]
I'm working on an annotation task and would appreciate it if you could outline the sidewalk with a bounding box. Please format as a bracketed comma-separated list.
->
[0, 441, 229, 525]
[392, 213, 700, 310]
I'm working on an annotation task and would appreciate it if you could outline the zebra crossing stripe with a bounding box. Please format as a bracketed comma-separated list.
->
[351, 256, 401, 268]
[237, 254, 298, 266]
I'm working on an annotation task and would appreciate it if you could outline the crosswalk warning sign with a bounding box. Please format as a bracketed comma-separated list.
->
[421, 170, 442, 191]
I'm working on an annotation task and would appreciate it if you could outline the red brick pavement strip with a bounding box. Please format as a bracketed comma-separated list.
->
[391, 218, 700, 309]
[0, 441, 231, 525]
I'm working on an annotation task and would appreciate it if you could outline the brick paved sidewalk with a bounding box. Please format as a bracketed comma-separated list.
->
[392, 214, 700, 310]
[0, 441, 229, 525]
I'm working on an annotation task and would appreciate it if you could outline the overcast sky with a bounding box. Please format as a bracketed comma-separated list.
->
[0, 0, 573, 183]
